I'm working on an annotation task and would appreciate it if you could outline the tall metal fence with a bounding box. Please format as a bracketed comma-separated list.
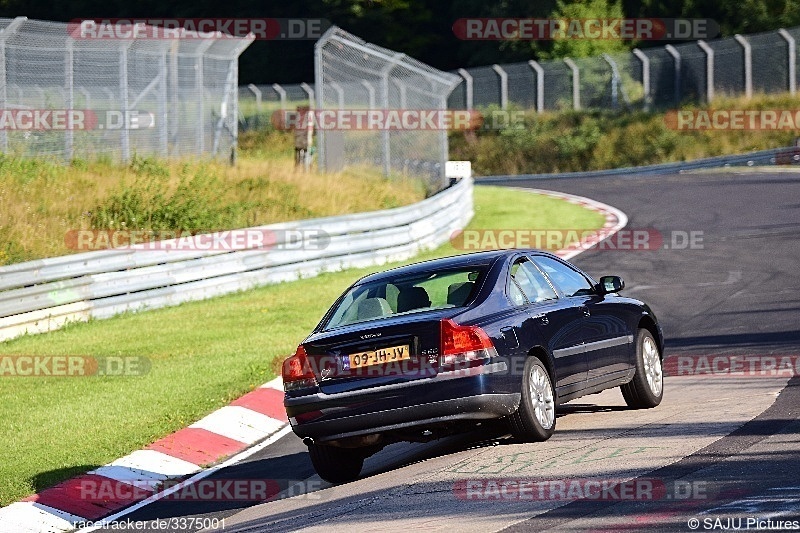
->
[238, 83, 313, 130]
[314, 26, 461, 190]
[243, 25, 800, 124]
[450, 26, 800, 111]
[0, 17, 253, 162]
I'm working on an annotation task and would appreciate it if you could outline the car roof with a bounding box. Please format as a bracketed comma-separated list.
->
[355, 249, 552, 285]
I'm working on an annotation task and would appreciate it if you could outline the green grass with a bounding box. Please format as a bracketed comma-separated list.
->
[0, 185, 604, 505]
[452, 93, 800, 175]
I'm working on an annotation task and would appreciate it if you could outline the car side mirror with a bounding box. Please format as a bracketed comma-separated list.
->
[597, 275, 625, 294]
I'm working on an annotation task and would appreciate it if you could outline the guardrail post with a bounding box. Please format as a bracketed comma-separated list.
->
[492, 64, 508, 109]
[272, 83, 287, 110]
[528, 60, 544, 113]
[778, 29, 796, 95]
[697, 40, 715, 102]
[632, 49, 651, 111]
[563, 57, 580, 110]
[665, 44, 682, 107]
[457, 68, 473, 110]
[733, 35, 752, 99]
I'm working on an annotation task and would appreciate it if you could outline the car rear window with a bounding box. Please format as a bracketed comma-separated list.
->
[323, 267, 487, 330]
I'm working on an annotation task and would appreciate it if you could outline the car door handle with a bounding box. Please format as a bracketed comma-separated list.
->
[582, 307, 591, 317]
[500, 326, 519, 348]
[533, 313, 549, 325]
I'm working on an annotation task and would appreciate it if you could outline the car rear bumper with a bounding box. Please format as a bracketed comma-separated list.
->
[285, 361, 520, 441]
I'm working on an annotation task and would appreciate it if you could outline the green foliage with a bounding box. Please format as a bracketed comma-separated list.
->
[90, 170, 252, 232]
[541, 0, 630, 59]
[450, 95, 800, 175]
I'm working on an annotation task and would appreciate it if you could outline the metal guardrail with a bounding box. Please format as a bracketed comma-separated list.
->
[0, 178, 473, 342]
[475, 147, 800, 182]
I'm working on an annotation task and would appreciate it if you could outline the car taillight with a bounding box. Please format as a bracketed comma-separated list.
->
[440, 319, 497, 368]
[282, 345, 318, 392]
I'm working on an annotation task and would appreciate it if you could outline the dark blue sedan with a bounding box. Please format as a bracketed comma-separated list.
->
[282, 249, 664, 482]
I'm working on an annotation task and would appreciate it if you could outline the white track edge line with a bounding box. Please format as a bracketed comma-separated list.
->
[73, 425, 293, 533]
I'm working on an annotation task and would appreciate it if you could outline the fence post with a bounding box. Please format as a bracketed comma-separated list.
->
[361, 80, 376, 108]
[330, 81, 345, 109]
[158, 48, 168, 157]
[195, 40, 214, 155]
[65, 39, 74, 162]
[457, 68, 473, 110]
[528, 60, 544, 113]
[168, 41, 178, 156]
[602, 54, 619, 109]
[380, 52, 405, 177]
[439, 95, 448, 191]
[733, 35, 752, 99]
[0, 17, 27, 153]
[119, 41, 133, 163]
[778, 29, 796, 95]
[394, 80, 407, 109]
[247, 83, 262, 114]
[665, 44, 682, 107]
[300, 82, 314, 108]
[697, 40, 715, 102]
[632, 49, 650, 111]
[313, 36, 325, 172]
[563, 57, 580, 110]
[492, 64, 508, 109]
[272, 83, 287, 110]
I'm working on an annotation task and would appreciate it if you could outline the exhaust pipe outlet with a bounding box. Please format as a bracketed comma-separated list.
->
[302, 437, 314, 446]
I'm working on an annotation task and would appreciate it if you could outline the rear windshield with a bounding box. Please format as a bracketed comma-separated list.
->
[323, 267, 486, 330]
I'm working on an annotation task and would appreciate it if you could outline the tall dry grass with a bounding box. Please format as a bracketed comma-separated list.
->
[0, 130, 425, 265]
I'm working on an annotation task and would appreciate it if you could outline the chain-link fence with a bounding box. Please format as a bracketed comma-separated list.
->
[250, 25, 800, 119]
[313, 26, 460, 190]
[448, 26, 800, 111]
[0, 17, 253, 162]
[238, 83, 313, 130]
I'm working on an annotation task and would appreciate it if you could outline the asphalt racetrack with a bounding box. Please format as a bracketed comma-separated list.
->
[91, 169, 800, 533]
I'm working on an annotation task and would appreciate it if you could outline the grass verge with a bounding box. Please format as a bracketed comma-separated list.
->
[0, 185, 604, 505]
[451, 93, 800, 175]
[0, 130, 424, 265]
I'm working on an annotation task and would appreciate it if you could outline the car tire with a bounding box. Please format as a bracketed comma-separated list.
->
[509, 356, 556, 442]
[621, 328, 664, 409]
[307, 443, 364, 484]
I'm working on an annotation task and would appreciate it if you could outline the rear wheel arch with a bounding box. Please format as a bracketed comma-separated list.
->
[527, 346, 556, 396]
